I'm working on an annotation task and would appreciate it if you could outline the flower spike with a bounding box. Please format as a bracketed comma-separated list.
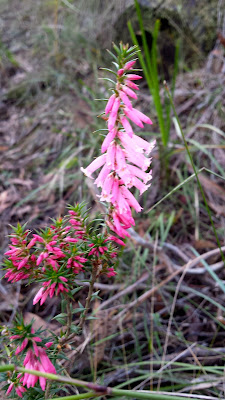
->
[81, 44, 155, 238]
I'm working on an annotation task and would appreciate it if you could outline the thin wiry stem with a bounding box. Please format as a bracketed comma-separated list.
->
[78, 262, 99, 330]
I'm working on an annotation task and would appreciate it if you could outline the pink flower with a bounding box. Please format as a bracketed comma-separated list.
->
[131, 108, 153, 125]
[120, 116, 133, 137]
[117, 68, 124, 76]
[105, 94, 116, 114]
[6, 383, 14, 396]
[101, 128, 117, 153]
[33, 287, 44, 305]
[16, 386, 26, 398]
[105, 235, 126, 246]
[111, 97, 120, 116]
[124, 60, 136, 70]
[88, 243, 108, 256]
[67, 255, 87, 274]
[124, 79, 139, 90]
[125, 74, 142, 80]
[106, 267, 117, 277]
[33, 276, 69, 305]
[123, 107, 144, 128]
[6, 381, 26, 398]
[119, 90, 133, 109]
[27, 237, 37, 249]
[22, 347, 56, 391]
[81, 154, 106, 178]
[121, 85, 137, 99]
[15, 338, 28, 355]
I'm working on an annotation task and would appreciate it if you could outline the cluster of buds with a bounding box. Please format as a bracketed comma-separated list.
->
[81, 44, 155, 238]
[3, 204, 121, 307]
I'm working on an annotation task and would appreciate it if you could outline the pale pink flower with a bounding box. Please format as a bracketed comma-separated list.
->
[121, 84, 137, 99]
[111, 97, 120, 116]
[108, 111, 118, 130]
[95, 164, 112, 188]
[120, 186, 143, 212]
[119, 90, 133, 109]
[106, 141, 116, 168]
[120, 116, 134, 137]
[105, 93, 116, 114]
[81, 154, 106, 178]
[125, 74, 142, 80]
[123, 107, 144, 128]
[131, 108, 153, 125]
[124, 79, 139, 90]
[101, 128, 117, 153]
[105, 235, 126, 246]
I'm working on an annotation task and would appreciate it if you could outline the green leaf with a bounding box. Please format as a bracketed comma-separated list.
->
[71, 287, 82, 295]
[52, 313, 67, 320]
[72, 308, 84, 314]
[91, 290, 102, 301]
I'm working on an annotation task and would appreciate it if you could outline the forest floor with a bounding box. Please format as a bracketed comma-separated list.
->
[1, 1, 225, 399]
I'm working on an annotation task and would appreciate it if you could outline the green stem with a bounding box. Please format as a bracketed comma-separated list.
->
[0, 364, 216, 400]
[65, 296, 73, 340]
[164, 82, 225, 266]
[50, 392, 99, 400]
[78, 262, 98, 330]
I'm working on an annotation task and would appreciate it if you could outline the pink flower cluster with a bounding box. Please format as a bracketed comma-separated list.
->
[33, 276, 69, 305]
[4, 231, 35, 283]
[6, 378, 26, 398]
[8, 329, 55, 393]
[22, 346, 55, 390]
[81, 59, 155, 238]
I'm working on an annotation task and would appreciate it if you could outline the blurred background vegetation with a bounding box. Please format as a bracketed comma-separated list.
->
[0, 0, 225, 399]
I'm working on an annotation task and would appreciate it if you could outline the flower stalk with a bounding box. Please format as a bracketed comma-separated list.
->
[0, 364, 209, 400]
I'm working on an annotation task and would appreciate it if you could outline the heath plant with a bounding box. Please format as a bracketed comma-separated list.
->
[1, 43, 156, 400]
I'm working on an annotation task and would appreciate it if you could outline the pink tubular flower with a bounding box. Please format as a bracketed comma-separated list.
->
[81, 52, 155, 239]
[15, 338, 28, 355]
[33, 276, 69, 306]
[124, 60, 136, 70]
[120, 115, 134, 137]
[123, 107, 144, 128]
[121, 84, 137, 99]
[81, 154, 106, 178]
[101, 128, 117, 153]
[107, 267, 117, 277]
[16, 386, 26, 398]
[88, 243, 108, 256]
[22, 347, 56, 390]
[124, 79, 139, 90]
[119, 90, 133, 109]
[105, 235, 126, 246]
[6, 381, 26, 398]
[67, 255, 87, 273]
[131, 108, 153, 125]
[105, 93, 116, 114]
[125, 73, 142, 80]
